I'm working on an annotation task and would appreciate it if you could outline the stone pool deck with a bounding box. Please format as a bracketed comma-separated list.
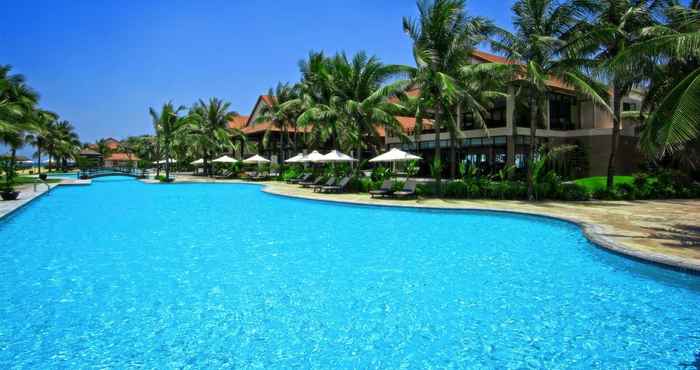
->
[158, 176, 700, 272]
[0, 179, 91, 219]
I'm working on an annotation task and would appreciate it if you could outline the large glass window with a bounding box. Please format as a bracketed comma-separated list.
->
[549, 93, 576, 130]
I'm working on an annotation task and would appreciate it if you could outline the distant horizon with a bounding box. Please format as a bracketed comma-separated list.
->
[1, 0, 519, 156]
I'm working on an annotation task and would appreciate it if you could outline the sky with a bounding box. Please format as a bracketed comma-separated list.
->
[1, 0, 517, 155]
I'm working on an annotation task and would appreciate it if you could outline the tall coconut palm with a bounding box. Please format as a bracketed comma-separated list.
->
[401, 0, 479, 193]
[150, 102, 186, 180]
[612, 1, 700, 160]
[51, 120, 80, 171]
[0, 65, 40, 169]
[26, 110, 58, 175]
[255, 83, 300, 164]
[492, 0, 611, 199]
[296, 51, 342, 150]
[569, 0, 664, 190]
[179, 98, 239, 176]
[325, 52, 409, 164]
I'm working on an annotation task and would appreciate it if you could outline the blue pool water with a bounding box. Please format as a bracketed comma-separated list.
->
[45, 172, 77, 180]
[0, 177, 698, 368]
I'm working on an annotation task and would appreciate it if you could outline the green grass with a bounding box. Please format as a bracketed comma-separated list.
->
[574, 176, 634, 192]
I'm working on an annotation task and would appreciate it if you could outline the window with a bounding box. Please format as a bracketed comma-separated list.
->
[623, 102, 638, 112]
[461, 111, 475, 130]
[549, 93, 576, 130]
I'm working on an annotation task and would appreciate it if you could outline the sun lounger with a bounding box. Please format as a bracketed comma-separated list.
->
[288, 173, 311, 184]
[320, 177, 351, 193]
[369, 180, 395, 198]
[314, 177, 336, 192]
[299, 177, 321, 188]
[390, 179, 417, 199]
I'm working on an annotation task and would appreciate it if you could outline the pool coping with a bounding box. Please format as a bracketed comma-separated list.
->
[4, 177, 698, 274]
[0, 180, 90, 222]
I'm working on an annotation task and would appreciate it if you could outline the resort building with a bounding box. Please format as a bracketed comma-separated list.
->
[384, 51, 646, 177]
[229, 96, 428, 164]
[104, 152, 139, 168]
[229, 51, 644, 177]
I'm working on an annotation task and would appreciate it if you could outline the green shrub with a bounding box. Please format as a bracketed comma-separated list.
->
[371, 166, 391, 182]
[282, 166, 303, 181]
[416, 183, 436, 197]
[557, 183, 590, 201]
[615, 183, 636, 200]
[445, 181, 469, 198]
[593, 188, 618, 200]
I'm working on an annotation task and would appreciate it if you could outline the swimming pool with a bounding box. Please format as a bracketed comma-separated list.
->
[45, 172, 78, 180]
[1, 177, 698, 368]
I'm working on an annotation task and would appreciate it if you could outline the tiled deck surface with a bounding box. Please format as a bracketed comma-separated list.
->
[0, 179, 91, 220]
[164, 176, 700, 272]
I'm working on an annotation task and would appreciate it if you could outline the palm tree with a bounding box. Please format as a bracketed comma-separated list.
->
[179, 98, 239, 176]
[325, 52, 409, 166]
[51, 120, 80, 171]
[612, 1, 699, 160]
[570, 0, 664, 190]
[492, 0, 611, 199]
[0, 65, 40, 170]
[296, 51, 342, 150]
[150, 102, 186, 180]
[26, 110, 58, 175]
[255, 83, 300, 164]
[401, 0, 478, 194]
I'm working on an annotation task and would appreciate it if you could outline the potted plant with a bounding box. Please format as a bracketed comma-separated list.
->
[0, 156, 20, 201]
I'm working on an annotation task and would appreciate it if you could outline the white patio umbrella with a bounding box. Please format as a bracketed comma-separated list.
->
[322, 150, 357, 163]
[242, 154, 271, 164]
[369, 148, 422, 163]
[190, 158, 204, 166]
[305, 150, 326, 163]
[155, 159, 177, 165]
[212, 155, 238, 163]
[285, 153, 306, 163]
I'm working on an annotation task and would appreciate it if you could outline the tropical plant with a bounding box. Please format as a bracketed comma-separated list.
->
[0, 65, 40, 173]
[612, 2, 700, 162]
[0, 156, 18, 193]
[178, 98, 241, 176]
[256, 83, 301, 164]
[402, 0, 480, 194]
[492, 0, 612, 199]
[26, 110, 58, 175]
[569, 0, 664, 190]
[150, 102, 186, 180]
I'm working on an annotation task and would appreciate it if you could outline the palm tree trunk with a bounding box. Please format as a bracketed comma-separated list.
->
[36, 145, 42, 175]
[292, 122, 298, 152]
[606, 87, 623, 191]
[450, 105, 461, 179]
[527, 93, 538, 200]
[434, 105, 443, 196]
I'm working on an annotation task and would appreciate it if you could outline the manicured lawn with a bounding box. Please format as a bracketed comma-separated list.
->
[574, 176, 634, 192]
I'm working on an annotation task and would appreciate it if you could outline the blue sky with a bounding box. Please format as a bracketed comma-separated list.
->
[1, 0, 516, 153]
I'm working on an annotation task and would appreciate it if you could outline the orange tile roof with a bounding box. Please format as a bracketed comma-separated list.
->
[472, 50, 574, 92]
[228, 115, 249, 130]
[241, 122, 311, 135]
[105, 152, 139, 161]
[375, 116, 433, 137]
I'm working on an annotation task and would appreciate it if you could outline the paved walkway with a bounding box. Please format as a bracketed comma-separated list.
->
[165, 176, 700, 272]
[0, 179, 91, 220]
